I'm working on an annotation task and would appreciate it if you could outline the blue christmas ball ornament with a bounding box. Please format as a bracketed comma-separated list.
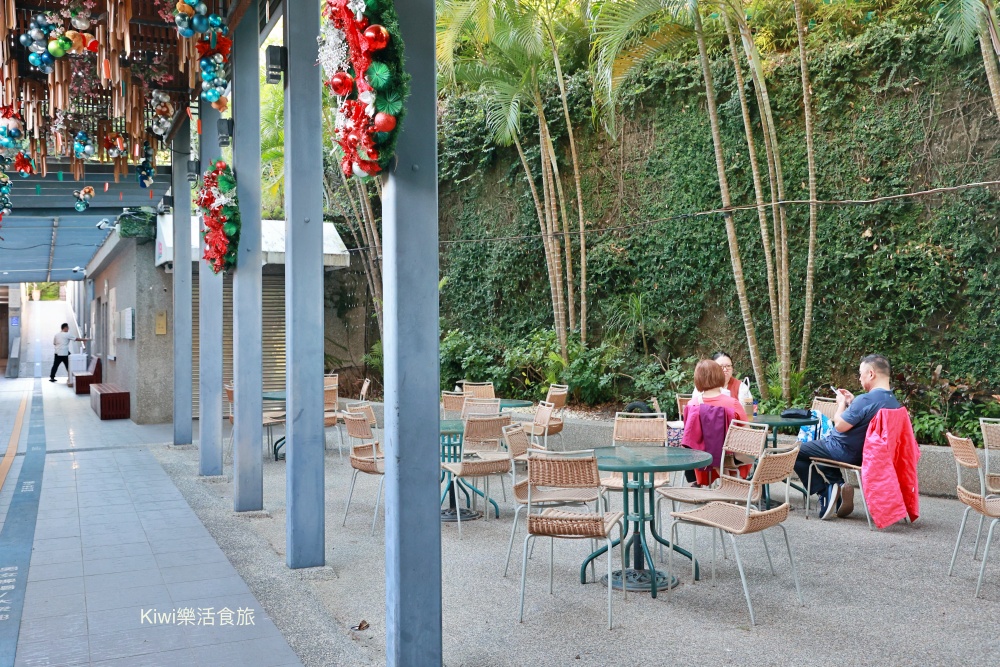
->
[74, 200, 89, 212]
[76, 131, 88, 142]
[196, 2, 209, 15]
[202, 69, 216, 82]
[191, 14, 209, 33]
[175, 14, 189, 27]
[28, 52, 41, 67]
[19, 171, 30, 179]
[19, 34, 32, 47]
[39, 52, 53, 66]
[208, 14, 223, 28]
[179, 27, 195, 38]
[200, 57, 213, 70]
[202, 89, 221, 103]
[9, 128, 20, 139]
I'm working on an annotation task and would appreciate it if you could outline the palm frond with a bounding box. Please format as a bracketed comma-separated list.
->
[936, 0, 986, 54]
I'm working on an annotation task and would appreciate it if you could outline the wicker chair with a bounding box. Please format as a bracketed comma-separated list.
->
[441, 390, 467, 419]
[461, 381, 496, 399]
[342, 412, 385, 535]
[655, 420, 769, 548]
[947, 432, 1000, 597]
[601, 412, 672, 493]
[523, 401, 563, 448]
[981, 418, 1000, 495]
[347, 401, 378, 428]
[518, 450, 627, 630]
[441, 415, 512, 538]
[323, 384, 346, 457]
[676, 394, 693, 420]
[669, 446, 804, 626]
[811, 396, 838, 420]
[222, 383, 284, 463]
[501, 424, 605, 576]
[461, 397, 501, 419]
[359, 378, 371, 402]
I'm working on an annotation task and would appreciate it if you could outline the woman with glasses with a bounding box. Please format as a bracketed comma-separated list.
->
[690, 351, 753, 408]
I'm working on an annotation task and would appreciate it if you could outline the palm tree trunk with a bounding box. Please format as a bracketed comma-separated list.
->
[736, 14, 791, 401]
[514, 132, 566, 363]
[980, 21, 1000, 122]
[546, 28, 588, 344]
[693, 5, 768, 400]
[724, 14, 779, 358]
[795, 0, 819, 372]
[544, 127, 576, 333]
[538, 112, 569, 362]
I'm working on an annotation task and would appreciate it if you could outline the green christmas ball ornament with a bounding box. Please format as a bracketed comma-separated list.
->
[373, 131, 390, 144]
[375, 89, 404, 116]
[364, 0, 380, 10]
[367, 62, 390, 90]
[223, 222, 238, 237]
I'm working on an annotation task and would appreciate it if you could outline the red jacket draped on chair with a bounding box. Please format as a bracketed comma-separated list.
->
[861, 407, 921, 529]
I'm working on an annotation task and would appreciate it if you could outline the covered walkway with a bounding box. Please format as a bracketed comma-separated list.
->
[0, 377, 301, 666]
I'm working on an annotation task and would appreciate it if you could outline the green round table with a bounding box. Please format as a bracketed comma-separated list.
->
[499, 399, 533, 410]
[581, 446, 713, 597]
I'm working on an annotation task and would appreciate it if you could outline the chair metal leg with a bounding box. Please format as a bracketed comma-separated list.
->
[975, 518, 999, 598]
[729, 534, 756, 626]
[805, 463, 814, 517]
[950, 506, 973, 576]
[504, 504, 525, 577]
[761, 531, 775, 575]
[711, 527, 717, 586]
[372, 476, 384, 536]
[974, 514, 986, 560]
[606, 536, 616, 629]
[519, 534, 533, 623]
[453, 480, 462, 540]
[778, 525, 804, 606]
[549, 537, 555, 595]
[854, 471, 873, 530]
[336, 423, 344, 458]
[342, 470, 359, 527]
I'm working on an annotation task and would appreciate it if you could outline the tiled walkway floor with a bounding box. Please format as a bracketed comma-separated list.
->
[0, 380, 302, 667]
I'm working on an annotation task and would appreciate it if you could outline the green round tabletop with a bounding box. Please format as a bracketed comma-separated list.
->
[753, 414, 818, 429]
[594, 446, 712, 473]
[440, 420, 464, 435]
[499, 399, 534, 410]
[263, 391, 286, 401]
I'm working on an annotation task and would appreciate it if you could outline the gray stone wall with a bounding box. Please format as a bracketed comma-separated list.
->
[134, 242, 174, 424]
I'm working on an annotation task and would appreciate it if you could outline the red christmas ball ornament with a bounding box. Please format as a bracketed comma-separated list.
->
[330, 71, 354, 97]
[364, 25, 390, 51]
[359, 160, 382, 175]
[341, 157, 354, 178]
[346, 131, 362, 148]
[373, 112, 396, 133]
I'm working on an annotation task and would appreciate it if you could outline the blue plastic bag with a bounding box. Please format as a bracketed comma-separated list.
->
[797, 410, 833, 442]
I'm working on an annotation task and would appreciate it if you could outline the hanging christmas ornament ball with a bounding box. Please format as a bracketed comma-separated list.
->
[75, 200, 89, 212]
[28, 53, 41, 67]
[208, 14, 223, 28]
[47, 40, 66, 58]
[213, 53, 225, 63]
[202, 89, 221, 103]
[330, 72, 354, 97]
[195, 2, 209, 15]
[366, 61, 391, 90]
[373, 112, 396, 133]
[84, 35, 99, 52]
[363, 25, 390, 51]
[71, 14, 91, 30]
[29, 28, 44, 41]
[19, 34, 32, 47]
[191, 14, 209, 33]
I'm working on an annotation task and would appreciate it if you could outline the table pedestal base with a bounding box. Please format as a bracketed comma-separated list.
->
[602, 568, 678, 592]
[440, 508, 481, 522]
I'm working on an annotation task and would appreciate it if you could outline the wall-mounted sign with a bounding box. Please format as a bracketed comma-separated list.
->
[9, 316, 19, 326]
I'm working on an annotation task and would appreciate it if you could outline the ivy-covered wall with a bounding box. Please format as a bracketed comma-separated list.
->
[437, 22, 1000, 395]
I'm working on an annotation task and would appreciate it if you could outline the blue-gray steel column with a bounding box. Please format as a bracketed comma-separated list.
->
[383, 0, 443, 662]
[232, 0, 264, 511]
[172, 118, 193, 447]
[283, 0, 325, 568]
[198, 102, 224, 476]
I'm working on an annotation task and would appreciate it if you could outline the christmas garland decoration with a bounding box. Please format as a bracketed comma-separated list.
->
[319, 0, 409, 179]
[0, 157, 12, 231]
[172, 2, 232, 112]
[195, 160, 240, 274]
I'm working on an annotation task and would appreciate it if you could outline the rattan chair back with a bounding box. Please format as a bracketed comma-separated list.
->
[947, 433, 981, 470]
[359, 378, 371, 401]
[546, 384, 569, 410]
[462, 397, 501, 418]
[464, 414, 511, 450]
[503, 423, 533, 458]
[676, 394, 693, 419]
[533, 401, 555, 428]
[462, 381, 496, 399]
[344, 412, 374, 441]
[650, 397, 662, 414]
[224, 384, 235, 424]
[980, 418, 1000, 450]
[526, 451, 601, 489]
[811, 397, 838, 420]
[347, 402, 377, 427]
[749, 447, 799, 488]
[441, 390, 466, 415]
[612, 412, 668, 446]
[324, 385, 339, 411]
[324, 373, 338, 388]
[723, 420, 769, 460]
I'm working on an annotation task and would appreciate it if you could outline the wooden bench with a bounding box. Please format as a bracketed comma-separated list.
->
[90, 384, 130, 420]
[74, 358, 102, 395]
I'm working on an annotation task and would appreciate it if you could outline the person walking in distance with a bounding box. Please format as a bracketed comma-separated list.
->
[50, 323, 87, 383]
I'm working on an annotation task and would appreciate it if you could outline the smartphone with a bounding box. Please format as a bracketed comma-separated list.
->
[830, 385, 839, 396]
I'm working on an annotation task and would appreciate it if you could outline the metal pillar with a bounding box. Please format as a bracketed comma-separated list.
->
[232, 0, 264, 511]
[283, 0, 325, 568]
[198, 102, 224, 476]
[383, 0, 443, 662]
[172, 119, 193, 447]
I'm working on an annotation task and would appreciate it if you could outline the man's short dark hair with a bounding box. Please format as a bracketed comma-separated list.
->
[60, 323, 69, 330]
[861, 354, 891, 377]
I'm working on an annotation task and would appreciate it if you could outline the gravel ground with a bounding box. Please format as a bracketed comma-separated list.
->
[152, 424, 1000, 667]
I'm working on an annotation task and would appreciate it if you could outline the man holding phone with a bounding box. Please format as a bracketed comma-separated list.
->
[794, 354, 901, 520]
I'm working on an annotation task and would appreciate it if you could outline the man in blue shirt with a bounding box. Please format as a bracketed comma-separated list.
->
[794, 354, 901, 520]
